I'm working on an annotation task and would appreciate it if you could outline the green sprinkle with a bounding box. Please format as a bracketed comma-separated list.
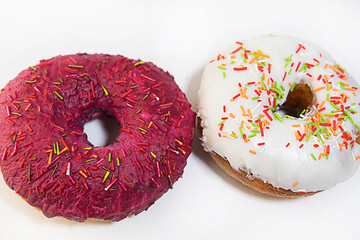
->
[51, 165, 58, 176]
[218, 120, 226, 126]
[230, 134, 238, 139]
[26, 80, 37, 84]
[59, 77, 64, 83]
[223, 72, 226, 78]
[130, 85, 140, 89]
[248, 133, 257, 138]
[348, 109, 357, 114]
[12, 112, 22, 117]
[101, 84, 109, 96]
[251, 130, 260, 133]
[116, 157, 120, 167]
[329, 101, 339, 110]
[218, 66, 226, 70]
[241, 53, 247, 63]
[261, 78, 266, 90]
[251, 96, 260, 100]
[280, 85, 285, 91]
[102, 171, 110, 183]
[313, 128, 321, 136]
[273, 113, 283, 122]
[108, 152, 112, 162]
[311, 153, 317, 161]
[230, 61, 235, 65]
[345, 111, 354, 124]
[283, 115, 296, 120]
[150, 152, 156, 158]
[54, 91, 64, 100]
[86, 158, 97, 162]
[324, 113, 335, 117]
[139, 127, 147, 133]
[143, 92, 149, 100]
[299, 63, 307, 72]
[134, 61, 145, 66]
[306, 130, 313, 142]
[288, 68, 293, 75]
[354, 124, 360, 131]
[30, 158, 37, 161]
[284, 54, 293, 67]
[239, 127, 244, 138]
[52, 82, 61, 85]
[326, 83, 330, 91]
[68, 64, 83, 68]
[29, 66, 37, 71]
[56, 142, 59, 155]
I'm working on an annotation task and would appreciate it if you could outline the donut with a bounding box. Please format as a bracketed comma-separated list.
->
[197, 35, 360, 197]
[0, 54, 195, 221]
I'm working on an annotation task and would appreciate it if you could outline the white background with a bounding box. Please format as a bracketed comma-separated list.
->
[0, 0, 360, 239]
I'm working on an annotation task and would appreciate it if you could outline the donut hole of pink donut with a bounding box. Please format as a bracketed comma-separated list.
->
[83, 109, 121, 147]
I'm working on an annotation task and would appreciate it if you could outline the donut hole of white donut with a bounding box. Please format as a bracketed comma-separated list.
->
[83, 108, 121, 147]
[277, 82, 316, 119]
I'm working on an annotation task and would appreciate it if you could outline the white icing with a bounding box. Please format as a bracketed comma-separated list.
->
[198, 35, 360, 192]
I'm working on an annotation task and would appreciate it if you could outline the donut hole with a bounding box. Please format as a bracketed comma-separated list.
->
[83, 112, 120, 147]
[278, 83, 315, 118]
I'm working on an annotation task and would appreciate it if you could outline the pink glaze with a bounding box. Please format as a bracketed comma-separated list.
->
[0, 54, 195, 222]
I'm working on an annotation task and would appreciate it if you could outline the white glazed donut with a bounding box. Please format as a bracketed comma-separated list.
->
[197, 35, 360, 197]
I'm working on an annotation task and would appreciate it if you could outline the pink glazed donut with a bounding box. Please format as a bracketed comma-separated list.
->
[0, 54, 195, 222]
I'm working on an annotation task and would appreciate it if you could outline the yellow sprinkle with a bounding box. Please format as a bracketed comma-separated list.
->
[48, 150, 53, 165]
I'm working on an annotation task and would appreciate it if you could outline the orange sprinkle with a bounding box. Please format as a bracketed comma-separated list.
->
[293, 182, 298, 188]
[230, 113, 235, 118]
[240, 120, 244, 128]
[249, 150, 256, 155]
[6, 119, 15, 125]
[254, 51, 270, 58]
[249, 56, 259, 64]
[319, 101, 325, 109]
[344, 87, 357, 91]
[292, 124, 301, 128]
[247, 109, 253, 119]
[314, 86, 325, 92]
[324, 75, 329, 82]
[25, 103, 31, 111]
[356, 156, 360, 160]
[27, 125, 33, 132]
[240, 106, 247, 116]
[329, 65, 342, 75]
[324, 64, 328, 69]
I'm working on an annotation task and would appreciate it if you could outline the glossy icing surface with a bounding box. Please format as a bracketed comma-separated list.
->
[198, 35, 360, 192]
